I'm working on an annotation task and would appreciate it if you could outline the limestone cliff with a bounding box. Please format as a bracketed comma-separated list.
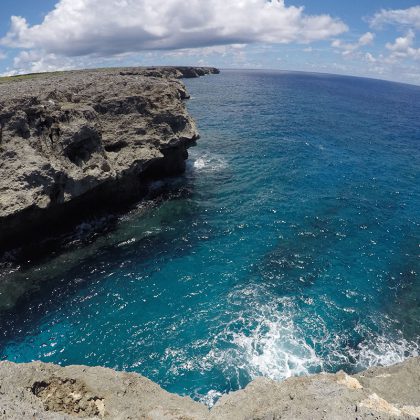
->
[0, 358, 419, 419]
[0, 67, 219, 252]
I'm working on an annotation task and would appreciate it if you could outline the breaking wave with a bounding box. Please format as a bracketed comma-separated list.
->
[189, 152, 229, 173]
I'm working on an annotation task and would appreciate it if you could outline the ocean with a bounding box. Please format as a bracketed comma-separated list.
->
[1, 70, 419, 405]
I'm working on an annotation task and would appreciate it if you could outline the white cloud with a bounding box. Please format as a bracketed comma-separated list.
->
[360, 29, 420, 84]
[361, 7, 420, 83]
[11, 50, 74, 74]
[0, 51, 6, 60]
[1, 16, 32, 49]
[361, 54, 420, 84]
[5, 47, 144, 76]
[365, 52, 376, 63]
[386, 30, 420, 60]
[331, 32, 374, 56]
[1, 0, 347, 58]
[370, 6, 420, 29]
[358, 32, 375, 46]
[163, 44, 246, 58]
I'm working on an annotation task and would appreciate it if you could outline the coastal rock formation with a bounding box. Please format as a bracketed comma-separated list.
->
[0, 358, 419, 419]
[0, 361, 208, 419]
[0, 67, 218, 252]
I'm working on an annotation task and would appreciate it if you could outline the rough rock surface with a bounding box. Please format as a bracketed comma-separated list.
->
[0, 361, 208, 419]
[0, 67, 219, 251]
[0, 358, 419, 419]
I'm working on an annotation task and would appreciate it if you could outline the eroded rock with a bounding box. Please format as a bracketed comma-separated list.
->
[0, 358, 419, 419]
[31, 378, 104, 418]
[0, 66, 218, 252]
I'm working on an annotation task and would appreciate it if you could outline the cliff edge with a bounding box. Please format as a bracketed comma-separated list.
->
[0, 358, 419, 419]
[0, 66, 219, 252]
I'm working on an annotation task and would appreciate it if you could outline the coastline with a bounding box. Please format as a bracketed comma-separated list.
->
[0, 66, 218, 255]
[1, 67, 419, 419]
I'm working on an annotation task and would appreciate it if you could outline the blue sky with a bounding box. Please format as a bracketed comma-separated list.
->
[1, 1, 420, 84]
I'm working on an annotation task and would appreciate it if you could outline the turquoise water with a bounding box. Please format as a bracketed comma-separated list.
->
[1, 70, 419, 405]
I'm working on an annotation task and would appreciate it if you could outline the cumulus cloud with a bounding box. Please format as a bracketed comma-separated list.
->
[386, 30, 420, 60]
[3, 48, 140, 76]
[163, 44, 246, 58]
[370, 6, 420, 29]
[331, 32, 374, 56]
[358, 32, 375, 46]
[11, 50, 74, 74]
[360, 29, 420, 84]
[361, 6, 420, 81]
[365, 52, 376, 63]
[1, 0, 347, 57]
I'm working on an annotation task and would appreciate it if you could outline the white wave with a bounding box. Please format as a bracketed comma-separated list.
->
[350, 334, 419, 369]
[117, 237, 136, 247]
[199, 390, 223, 408]
[228, 300, 323, 381]
[160, 285, 420, 407]
[190, 153, 228, 173]
[204, 290, 419, 389]
[187, 296, 323, 407]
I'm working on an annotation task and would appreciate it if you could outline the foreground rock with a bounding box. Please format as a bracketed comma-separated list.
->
[0, 67, 218, 252]
[0, 358, 419, 419]
[0, 361, 208, 419]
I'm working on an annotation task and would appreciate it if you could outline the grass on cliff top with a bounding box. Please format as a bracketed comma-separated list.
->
[0, 71, 67, 84]
[0, 68, 127, 84]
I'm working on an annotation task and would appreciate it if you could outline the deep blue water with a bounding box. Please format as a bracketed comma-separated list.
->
[1, 70, 419, 405]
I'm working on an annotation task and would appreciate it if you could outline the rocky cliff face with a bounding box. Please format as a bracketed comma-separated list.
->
[0, 67, 218, 252]
[0, 358, 419, 419]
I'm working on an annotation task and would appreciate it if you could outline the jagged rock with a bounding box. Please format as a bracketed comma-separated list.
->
[0, 361, 208, 419]
[0, 67, 218, 252]
[211, 357, 420, 419]
[0, 358, 419, 419]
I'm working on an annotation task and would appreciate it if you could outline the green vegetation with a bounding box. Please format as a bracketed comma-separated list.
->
[0, 71, 66, 84]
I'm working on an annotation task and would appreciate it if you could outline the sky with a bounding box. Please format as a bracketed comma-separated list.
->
[0, 1, 420, 84]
